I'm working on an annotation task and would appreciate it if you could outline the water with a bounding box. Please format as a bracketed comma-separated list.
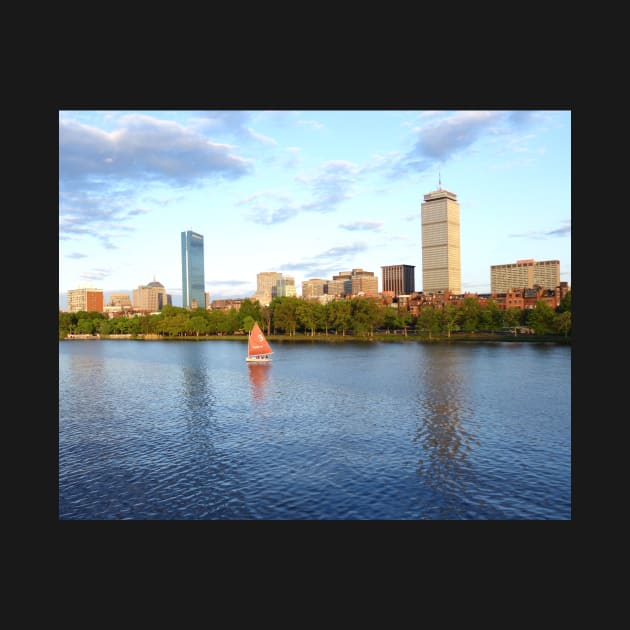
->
[59, 339, 571, 520]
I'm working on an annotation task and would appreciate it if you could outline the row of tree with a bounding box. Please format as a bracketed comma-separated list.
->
[59, 292, 571, 339]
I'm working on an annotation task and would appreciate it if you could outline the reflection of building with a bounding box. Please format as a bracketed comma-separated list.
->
[133, 279, 167, 312]
[181, 230, 206, 309]
[490, 259, 560, 293]
[67, 287, 104, 313]
[421, 184, 461, 294]
[381, 264, 415, 296]
[413, 347, 477, 518]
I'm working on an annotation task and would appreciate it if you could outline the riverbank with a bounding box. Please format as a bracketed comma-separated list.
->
[63, 332, 571, 344]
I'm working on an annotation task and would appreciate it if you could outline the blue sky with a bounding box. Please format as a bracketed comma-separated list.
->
[59, 110, 571, 309]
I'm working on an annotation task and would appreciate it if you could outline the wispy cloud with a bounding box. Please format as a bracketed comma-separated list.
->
[80, 267, 112, 282]
[66, 252, 88, 259]
[284, 147, 301, 168]
[509, 220, 571, 239]
[412, 111, 504, 161]
[242, 160, 361, 225]
[339, 220, 384, 232]
[297, 119, 325, 130]
[280, 242, 368, 278]
[389, 110, 542, 179]
[208, 279, 251, 287]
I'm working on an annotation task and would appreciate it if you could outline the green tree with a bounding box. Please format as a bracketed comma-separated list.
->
[188, 315, 209, 336]
[527, 300, 556, 335]
[242, 315, 256, 333]
[296, 300, 317, 336]
[417, 305, 440, 340]
[460, 297, 481, 333]
[207, 309, 226, 334]
[480, 299, 503, 332]
[329, 299, 352, 336]
[555, 311, 571, 337]
[440, 303, 459, 337]
[221, 308, 241, 335]
[76, 318, 96, 334]
[96, 318, 111, 335]
[351, 298, 383, 338]
[503, 307, 522, 332]
[239, 299, 262, 329]
[272, 297, 299, 335]
[382, 308, 398, 333]
[557, 290, 571, 313]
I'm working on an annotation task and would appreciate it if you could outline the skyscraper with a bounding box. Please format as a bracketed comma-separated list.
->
[181, 230, 206, 309]
[421, 183, 461, 294]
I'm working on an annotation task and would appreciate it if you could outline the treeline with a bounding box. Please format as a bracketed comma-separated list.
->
[59, 292, 571, 340]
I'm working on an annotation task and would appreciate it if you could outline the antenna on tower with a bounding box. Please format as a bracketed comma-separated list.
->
[438, 168, 442, 191]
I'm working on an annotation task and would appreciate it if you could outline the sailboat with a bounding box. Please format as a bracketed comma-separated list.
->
[246, 321, 273, 363]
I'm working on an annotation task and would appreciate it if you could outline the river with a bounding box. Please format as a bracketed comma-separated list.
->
[59, 339, 571, 519]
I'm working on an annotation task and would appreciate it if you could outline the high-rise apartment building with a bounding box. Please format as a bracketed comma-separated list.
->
[67, 287, 104, 313]
[181, 230, 206, 309]
[490, 259, 560, 293]
[381, 264, 415, 296]
[421, 185, 461, 293]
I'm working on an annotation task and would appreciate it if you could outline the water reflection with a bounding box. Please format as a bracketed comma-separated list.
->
[248, 363, 271, 401]
[180, 349, 216, 442]
[413, 348, 479, 516]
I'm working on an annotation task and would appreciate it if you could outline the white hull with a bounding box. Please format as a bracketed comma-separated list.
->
[246, 356, 272, 363]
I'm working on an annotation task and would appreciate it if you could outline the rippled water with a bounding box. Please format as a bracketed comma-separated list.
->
[59, 339, 571, 520]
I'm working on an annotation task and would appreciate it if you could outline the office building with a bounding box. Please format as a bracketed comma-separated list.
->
[421, 183, 461, 293]
[253, 271, 283, 305]
[381, 264, 415, 296]
[133, 279, 167, 312]
[67, 287, 104, 313]
[302, 278, 328, 300]
[181, 230, 206, 309]
[276, 276, 296, 297]
[350, 268, 378, 296]
[108, 293, 132, 308]
[491, 259, 560, 293]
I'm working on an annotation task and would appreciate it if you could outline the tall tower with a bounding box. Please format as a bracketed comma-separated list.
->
[181, 230, 206, 309]
[421, 181, 461, 294]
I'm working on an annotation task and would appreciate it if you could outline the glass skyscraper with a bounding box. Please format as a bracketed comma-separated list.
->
[181, 230, 206, 309]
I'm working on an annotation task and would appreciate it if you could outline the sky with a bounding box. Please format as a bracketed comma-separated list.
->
[59, 110, 571, 309]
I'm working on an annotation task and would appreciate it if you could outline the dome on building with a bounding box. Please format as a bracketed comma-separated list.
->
[147, 280, 164, 288]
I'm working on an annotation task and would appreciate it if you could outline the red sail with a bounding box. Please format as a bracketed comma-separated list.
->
[248, 322, 273, 356]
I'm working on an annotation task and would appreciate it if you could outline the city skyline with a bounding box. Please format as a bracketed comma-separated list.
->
[59, 110, 571, 309]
